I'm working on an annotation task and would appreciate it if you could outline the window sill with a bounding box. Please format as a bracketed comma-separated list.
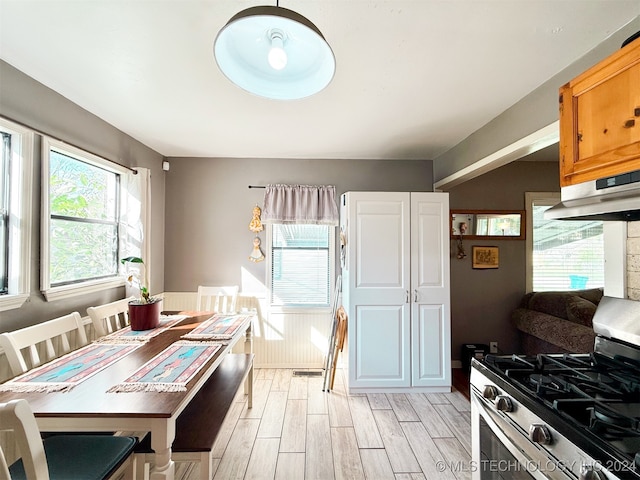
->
[0, 293, 29, 312]
[42, 277, 125, 302]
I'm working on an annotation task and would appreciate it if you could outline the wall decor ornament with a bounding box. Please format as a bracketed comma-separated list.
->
[249, 205, 264, 232]
[249, 236, 265, 263]
[472, 246, 499, 269]
[456, 222, 467, 260]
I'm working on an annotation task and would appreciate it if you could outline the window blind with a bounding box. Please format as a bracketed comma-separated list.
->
[532, 203, 604, 291]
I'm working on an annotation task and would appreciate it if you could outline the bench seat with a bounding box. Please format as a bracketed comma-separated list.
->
[138, 353, 254, 479]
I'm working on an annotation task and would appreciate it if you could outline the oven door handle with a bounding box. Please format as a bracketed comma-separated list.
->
[472, 393, 576, 480]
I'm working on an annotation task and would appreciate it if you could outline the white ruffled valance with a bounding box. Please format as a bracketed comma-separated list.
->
[262, 184, 339, 225]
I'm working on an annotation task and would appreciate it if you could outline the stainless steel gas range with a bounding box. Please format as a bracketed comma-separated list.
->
[471, 296, 640, 480]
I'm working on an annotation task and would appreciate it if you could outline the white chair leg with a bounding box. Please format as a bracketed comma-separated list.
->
[122, 455, 137, 480]
[134, 453, 148, 480]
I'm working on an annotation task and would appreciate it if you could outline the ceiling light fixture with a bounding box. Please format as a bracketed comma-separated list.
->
[213, 4, 335, 100]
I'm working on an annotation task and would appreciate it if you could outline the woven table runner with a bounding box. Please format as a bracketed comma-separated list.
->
[98, 314, 188, 343]
[0, 343, 142, 393]
[181, 314, 253, 341]
[107, 341, 222, 393]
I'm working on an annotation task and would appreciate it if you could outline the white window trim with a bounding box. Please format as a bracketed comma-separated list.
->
[41, 137, 128, 301]
[524, 192, 559, 293]
[0, 117, 34, 312]
[265, 223, 336, 314]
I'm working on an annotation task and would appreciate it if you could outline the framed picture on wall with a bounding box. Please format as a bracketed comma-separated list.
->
[472, 246, 499, 269]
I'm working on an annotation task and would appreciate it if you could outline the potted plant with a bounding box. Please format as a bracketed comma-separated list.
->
[121, 256, 162, 330]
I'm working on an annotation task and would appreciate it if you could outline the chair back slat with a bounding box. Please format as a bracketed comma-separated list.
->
[0, 312, 88, 376]
[28, 345, 41, 371]
[59, 333, 71, 355]
[196, 286, 239, 314]
[87, 297, 133, 338]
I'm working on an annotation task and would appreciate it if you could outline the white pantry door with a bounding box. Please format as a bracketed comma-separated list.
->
[410, 192, 451, 387]
[346, 192, 411, 389]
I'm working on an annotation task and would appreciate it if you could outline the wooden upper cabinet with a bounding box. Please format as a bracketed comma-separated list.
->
[559, 37, 640, 187]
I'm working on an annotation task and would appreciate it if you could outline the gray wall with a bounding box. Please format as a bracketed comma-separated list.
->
[163, 157, 433, 291]
[433, 16, 640, 183]
[448, 159, 560, 357]
[0, 60, 166, 332]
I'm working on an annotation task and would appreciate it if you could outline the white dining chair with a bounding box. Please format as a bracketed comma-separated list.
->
[196, 285, 239, 313]
[87, 297, 134, 338]
[0, 312, 88, 376]
[0, 399, 138, 480]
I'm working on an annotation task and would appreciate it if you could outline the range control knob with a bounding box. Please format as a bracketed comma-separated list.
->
[529, 424, 552, 445]
[495, 395, 513, 412]
[482, 385, 499, 400]
[580, 465, 606, 480]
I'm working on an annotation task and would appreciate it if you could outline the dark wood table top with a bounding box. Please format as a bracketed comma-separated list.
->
[0, 312, 252, 420]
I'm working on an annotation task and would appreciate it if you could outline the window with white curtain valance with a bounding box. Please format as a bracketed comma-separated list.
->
[263, 184, 337, 307]
[262, 184, 339, 226]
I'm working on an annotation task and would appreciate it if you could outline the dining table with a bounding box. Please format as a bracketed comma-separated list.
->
[0, 310, 255, 480]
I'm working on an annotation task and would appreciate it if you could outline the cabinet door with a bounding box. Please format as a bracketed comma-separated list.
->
[559, 39, 640, 186]
[410, 193, 451, 387]
[346, 192, 411, 388]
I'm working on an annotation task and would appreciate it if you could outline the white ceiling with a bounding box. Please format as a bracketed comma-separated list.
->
[0, 1, 639, 161]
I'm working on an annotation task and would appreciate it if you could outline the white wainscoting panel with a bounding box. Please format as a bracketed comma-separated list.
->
[162, 292, 333, 368]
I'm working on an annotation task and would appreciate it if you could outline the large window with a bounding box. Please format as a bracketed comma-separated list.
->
[41, 138, 130, 301]
[0, 133, 9, 294]
[268, 223, 334, 307]
[526, 192, 604, 292]
[0, 118, 33, 312]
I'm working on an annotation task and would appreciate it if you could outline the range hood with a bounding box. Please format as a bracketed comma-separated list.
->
[544, 168, 640, 221]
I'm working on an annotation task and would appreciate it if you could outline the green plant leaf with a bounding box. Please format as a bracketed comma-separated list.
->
[121, 256, 144, 264]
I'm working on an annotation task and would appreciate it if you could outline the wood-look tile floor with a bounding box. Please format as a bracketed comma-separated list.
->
[174, 368, 472, 480]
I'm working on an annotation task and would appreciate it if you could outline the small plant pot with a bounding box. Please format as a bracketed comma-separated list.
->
[128, 299, 162, 331]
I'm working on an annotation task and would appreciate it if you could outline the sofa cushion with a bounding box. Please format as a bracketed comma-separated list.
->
[524, 288, 603, 321]
[566, 296, 597, 327]
[527, 292, 573, 320]
[573, 288, 604, 305]
[512, 308, 596, 353]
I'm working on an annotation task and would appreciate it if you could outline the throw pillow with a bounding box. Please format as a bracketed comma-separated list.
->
[529, 292, 573, 319]
[566, 296, 597, 327]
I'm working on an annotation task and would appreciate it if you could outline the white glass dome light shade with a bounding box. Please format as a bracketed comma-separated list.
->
[214, 6, 336, 100]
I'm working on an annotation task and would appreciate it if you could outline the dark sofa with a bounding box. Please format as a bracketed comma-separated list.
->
[511, 288, 604, 355]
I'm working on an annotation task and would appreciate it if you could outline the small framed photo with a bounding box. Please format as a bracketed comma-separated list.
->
[472, 246, 499, 269]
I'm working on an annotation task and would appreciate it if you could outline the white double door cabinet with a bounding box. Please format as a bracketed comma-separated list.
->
[340, 192, 451, 392]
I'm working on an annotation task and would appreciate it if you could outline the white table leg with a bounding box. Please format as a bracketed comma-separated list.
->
[244, 318, 254, 397]
[247, 364, 254, 409]
[149, 420, 176, 480]
[244, 318, 253, 355]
